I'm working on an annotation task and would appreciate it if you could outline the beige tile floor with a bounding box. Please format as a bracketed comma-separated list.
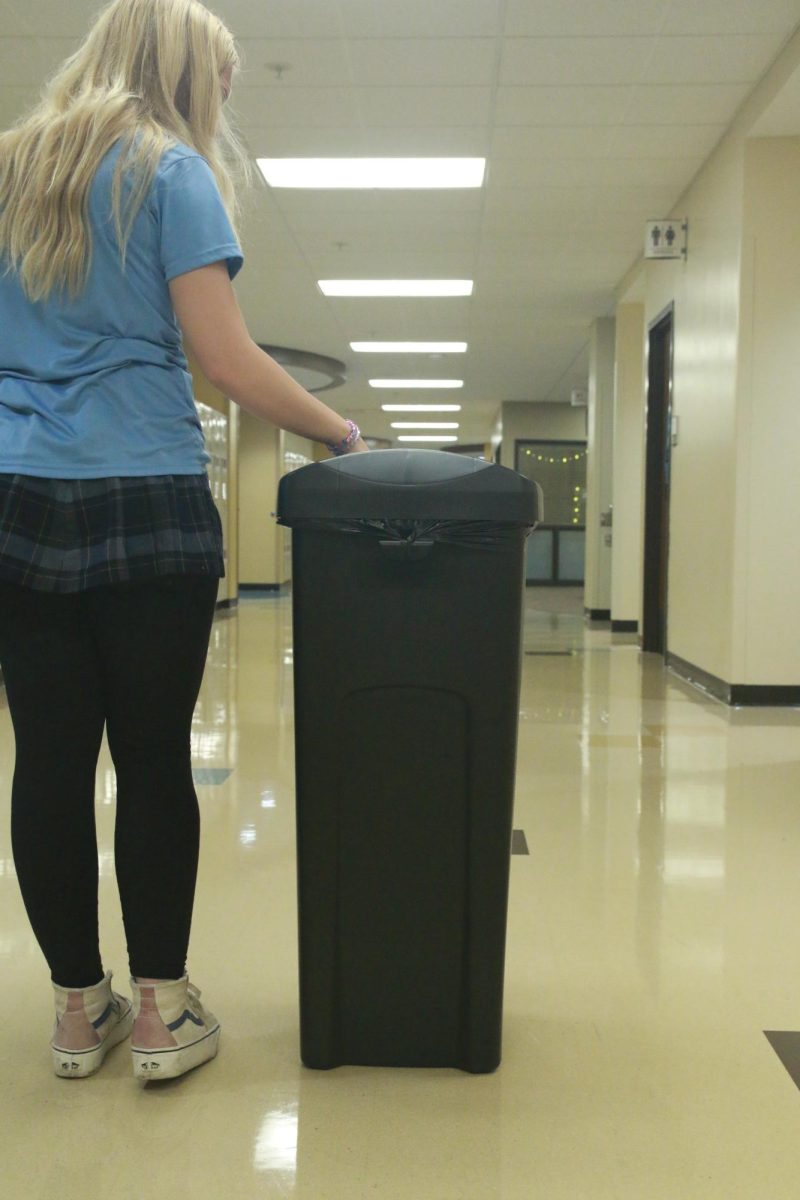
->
[2, 588, 800, 1198]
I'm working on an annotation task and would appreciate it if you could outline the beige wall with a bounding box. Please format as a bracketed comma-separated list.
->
[238, 410, 281, 586]
[234, 415, 317, 589]
[584, 318, 615, 613]
[612, 20, 800, 689]
[641, 132, 745, 681]
[733, 137, 800, 685]
[186, 353, 238, 604]
[498, 402, 586, 473]
[278, 431, 315, 585]
[611, 303, 646, 627]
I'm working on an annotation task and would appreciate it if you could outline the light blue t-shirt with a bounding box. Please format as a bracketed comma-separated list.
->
[0, 139, 243, 477]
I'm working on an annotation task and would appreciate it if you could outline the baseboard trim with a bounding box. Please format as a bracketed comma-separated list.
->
[238, 583, 281, 593]
[730, 684, 800, 707]
[666, 653, 730, 703]
[525, 580, 584, 588]
[215, 597, 239, 610]
[585, 607, 611, 622]
[666, 652, 800, 707]
[611, 620, 638, 634]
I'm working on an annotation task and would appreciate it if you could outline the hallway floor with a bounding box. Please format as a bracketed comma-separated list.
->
[2, 587, 800, 1198]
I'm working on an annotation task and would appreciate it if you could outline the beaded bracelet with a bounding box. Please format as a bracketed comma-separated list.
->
[325, 419, 361, 456]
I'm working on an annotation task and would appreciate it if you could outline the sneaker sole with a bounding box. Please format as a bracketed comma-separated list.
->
[52, 1001, 134, 1079]
[131, 1024, 220, 1081]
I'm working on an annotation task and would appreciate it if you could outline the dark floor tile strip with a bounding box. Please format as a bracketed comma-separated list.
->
[765, 1031, 800, 1090]
[525, 651, 573, 657]
[511, 830, 529, 856]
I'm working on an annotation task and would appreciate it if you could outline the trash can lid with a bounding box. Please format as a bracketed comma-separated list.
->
[277, 449, 541, 524]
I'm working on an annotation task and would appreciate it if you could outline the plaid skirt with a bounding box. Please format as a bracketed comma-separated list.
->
[0, 473, 225, 593]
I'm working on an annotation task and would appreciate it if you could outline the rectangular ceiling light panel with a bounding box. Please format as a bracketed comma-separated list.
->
[370, 379, 464, 389]
[319, 280, 473, 297]
[381, 405, 462, 412]
[258, 159, 486, 189]
[350, 342, 468, 353]
[397, 436, 459, 443]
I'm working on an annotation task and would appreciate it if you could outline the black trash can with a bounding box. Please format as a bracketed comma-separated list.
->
[277, 449, 540, 1074]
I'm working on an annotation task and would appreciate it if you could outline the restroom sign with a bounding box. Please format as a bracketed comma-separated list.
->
[645, 219, 688, 260]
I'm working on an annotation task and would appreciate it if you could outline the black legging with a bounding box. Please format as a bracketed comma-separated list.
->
[0, 574, 219, 987]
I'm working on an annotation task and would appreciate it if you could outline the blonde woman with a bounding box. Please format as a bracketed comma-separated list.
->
[0, 0, 367, 1083]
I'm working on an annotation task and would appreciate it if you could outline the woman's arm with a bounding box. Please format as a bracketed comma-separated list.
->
[169, 261, 367, 452]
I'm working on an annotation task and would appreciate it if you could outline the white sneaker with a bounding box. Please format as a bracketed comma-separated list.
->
[130, 976, 220, 1081]
[51, 971, 134, 1078]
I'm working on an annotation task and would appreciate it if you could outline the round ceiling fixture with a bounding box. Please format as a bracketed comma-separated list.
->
[259, 346, 346, 394]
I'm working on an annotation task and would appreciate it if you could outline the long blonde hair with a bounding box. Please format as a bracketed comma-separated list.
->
[0, 0, 254, 303]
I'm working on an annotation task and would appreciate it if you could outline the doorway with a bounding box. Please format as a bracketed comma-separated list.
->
[516, 439, 587, 585]
[642, 308, 674, 654]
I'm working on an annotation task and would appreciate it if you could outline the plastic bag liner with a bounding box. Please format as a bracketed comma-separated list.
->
[279, 515, 534, 552]
[276, 450, 543, 552]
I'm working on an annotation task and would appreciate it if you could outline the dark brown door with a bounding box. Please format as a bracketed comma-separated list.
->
[642, 310, 674, 655]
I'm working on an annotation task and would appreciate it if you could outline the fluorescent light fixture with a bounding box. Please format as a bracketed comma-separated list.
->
[350, 342, 467, 354]
[370, 379, 463, 389]
[258, 158, 486, 189]
[319, 280, 473, 297]
[390, 423, 460, 430]
[382, 404, 462, 412]
[397, 436, 458, 443]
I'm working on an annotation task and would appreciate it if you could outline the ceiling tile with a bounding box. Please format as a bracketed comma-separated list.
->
[230, 86, 361, 127]
[270, 190, 483, 216]
[214, 0, 342, 39]
[283, 209, 483, 238]
[346, 38, 497, 87]
[333, 307, 473, 341]
[491, 126, 616, 159]
[644, 34, 786, 85]
[335, 0, 504, 38]
[239, 125, 491, 156]
[236, 40, 352, 88]
[478, 228, 643, 256]
[293, 232, 477, 260]
[499, 37, 657, 87]
[0, 37, 79, 86]
[495, 86, 632, 125]
[489, 156, 704, 188]
[307, 249, 475, 278]
[354, 126, 491, 155]
[665, 0, 800, 36]
[480, 208, 647, 236]
[606, 124, 727, 158]
[318, 296, 474, 331]
[483, 182, 678, 215]
[621, 82, 752, 123]
[491, 123, 727, 162]
[352, 86, 493, 126]
[504, 0, 670, 37]
[0, 85, 41, 127]
[470, 293, 612, 322]
[0, 0, 95, 35]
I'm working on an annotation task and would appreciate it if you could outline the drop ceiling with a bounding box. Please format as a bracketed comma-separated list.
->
[1, 0, 799, 444]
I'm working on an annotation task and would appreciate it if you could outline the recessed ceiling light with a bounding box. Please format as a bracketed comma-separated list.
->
[381, 405, 462, 412]
[390, 423, 460, 429]
[370, 379, 463, 389]
[350, 342, 468, 354]
[397, 436, 459, 443]
[318, 280, 473, 297]
[257, 158, 486, 189]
